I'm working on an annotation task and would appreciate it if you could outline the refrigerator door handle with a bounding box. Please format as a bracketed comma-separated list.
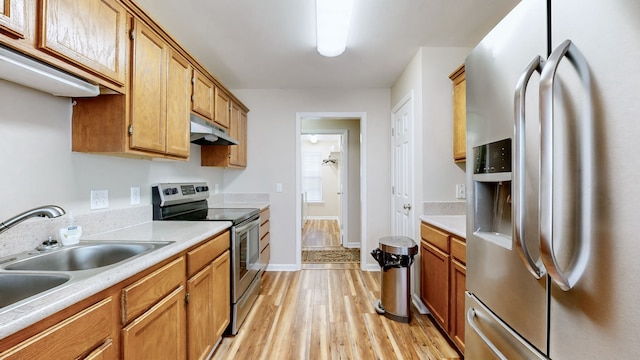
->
[539, 39, 593, 291]
[514, 55, 546, 279]
[467, 308, 509, 360]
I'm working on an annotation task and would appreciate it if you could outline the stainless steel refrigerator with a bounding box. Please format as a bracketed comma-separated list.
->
[465, 0, 640, 359]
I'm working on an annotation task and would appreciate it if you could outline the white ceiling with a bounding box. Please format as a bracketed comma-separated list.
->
[134, 0, 519, 89]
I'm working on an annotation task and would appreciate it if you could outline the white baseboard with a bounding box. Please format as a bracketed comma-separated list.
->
[265, 264, 299, 272]
[362, 263, 381, 272]
[344, 242, 361, 248]
[306, 215, 339, 221]
[412, 294, 429, 314]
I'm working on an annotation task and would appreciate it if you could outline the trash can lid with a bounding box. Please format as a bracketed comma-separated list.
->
[379, 236, 418, 255]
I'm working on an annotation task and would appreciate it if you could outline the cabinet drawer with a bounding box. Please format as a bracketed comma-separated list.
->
[260, 208, 270, 225]
[122, 257, 185, 324]
[0, 298, 114, 359]
[186, 231, 230, 277]
[259, 220, 270, 240]
[260, 243, 270, 267]
[450, 237, 466, 265]
[260, 232, 270, 252]
[421, 223, 449, 253]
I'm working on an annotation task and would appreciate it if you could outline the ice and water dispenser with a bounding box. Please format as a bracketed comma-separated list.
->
[472, 138, 512, 249]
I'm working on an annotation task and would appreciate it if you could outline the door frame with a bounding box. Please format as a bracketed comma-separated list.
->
[300, 130, 350, 247]
[390, 92, 415, 238]
[295, 112, 367, 270]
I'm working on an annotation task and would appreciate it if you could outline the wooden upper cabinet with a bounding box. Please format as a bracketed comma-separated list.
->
[0, 0, 27, 39]
[130, 19, 167, 154]
[166, 49, 191, 158]
[39, 0, 127, 86]
[228, 102, 246, 167]
[214, 86, 230, 129]
[192, 69, 214, 120]
[449, 64, 466, 163]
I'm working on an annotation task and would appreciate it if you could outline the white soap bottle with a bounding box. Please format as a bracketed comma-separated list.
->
[59, 214, 82, 246]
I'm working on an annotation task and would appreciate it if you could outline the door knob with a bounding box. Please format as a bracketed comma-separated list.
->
[403, 203, 412, 210]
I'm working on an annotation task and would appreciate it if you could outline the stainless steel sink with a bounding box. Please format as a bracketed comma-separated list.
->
[0, 273, 70, 308]
[4, 242, 171, 272]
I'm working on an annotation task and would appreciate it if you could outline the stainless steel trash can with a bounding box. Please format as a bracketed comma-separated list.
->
[371, 236, 418, 323]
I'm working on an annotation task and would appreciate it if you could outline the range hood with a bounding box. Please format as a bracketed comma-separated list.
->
[190, 114, 238, 145]
[0, 45, 99, 97]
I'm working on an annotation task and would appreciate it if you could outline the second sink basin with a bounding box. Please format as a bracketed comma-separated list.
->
[0, 273, 69, 308]
[4, 242, 170, 271]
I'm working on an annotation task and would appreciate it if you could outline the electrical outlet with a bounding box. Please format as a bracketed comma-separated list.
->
[456, 184, 466, 199]
[214, 184, 220, 194]
[131, 187, 140, 205]
[276, 183, 283, 193]
[90, 189, 109, 209]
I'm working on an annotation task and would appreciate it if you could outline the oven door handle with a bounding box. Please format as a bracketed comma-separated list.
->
[235, 218, 259, 234]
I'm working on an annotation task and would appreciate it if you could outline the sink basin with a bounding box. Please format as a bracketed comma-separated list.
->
[4, 242, 170, 271]
[0, 273, 69, 308]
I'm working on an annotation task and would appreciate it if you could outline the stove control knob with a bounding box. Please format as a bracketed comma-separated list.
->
[196, 186, 209, 192]
[164, 188, 178, 196]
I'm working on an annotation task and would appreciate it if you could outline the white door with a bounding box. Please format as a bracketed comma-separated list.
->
[391, 97, 413, 238]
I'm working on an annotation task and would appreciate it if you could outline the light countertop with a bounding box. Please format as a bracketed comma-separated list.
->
[0, 220, 231, 339]
[419, 215, 466, 238]
[209, 202, 270, 211]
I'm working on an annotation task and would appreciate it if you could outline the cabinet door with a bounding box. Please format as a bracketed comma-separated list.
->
[84, 339, 115, 360]
[0, 0, 26, 38]
[187, 263, 215, 360]
[166, 49, 191, 158]
[214, 86, 230, 129]
[40, 0, 127, 85]
[421, 241, 450, 330]
[130, 20, 167, 154]
[228, 102, 246, 167]
[0, 298, 115, 359]
[211, 251, 230, 339]
[122, 286, 186, 360]
[192, 69, 214, 120]
[450, 258, 466, 353]
[450, 65, 466, 162]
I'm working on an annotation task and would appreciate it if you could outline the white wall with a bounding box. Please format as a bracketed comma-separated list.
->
[301, 137, 340, 218]
[421, 47, 469, 201]
[225, 89, 390, 269]
[0, 79, 224, 236]
[391, 46, 471, 306]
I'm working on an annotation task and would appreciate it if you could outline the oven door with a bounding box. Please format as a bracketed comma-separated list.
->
[232, 217, 260, 302]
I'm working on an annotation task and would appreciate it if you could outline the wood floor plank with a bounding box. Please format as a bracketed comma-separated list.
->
[211, 269, 461, 360]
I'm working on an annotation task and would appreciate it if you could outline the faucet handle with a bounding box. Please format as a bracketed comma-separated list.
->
[36, 236, 61, 251]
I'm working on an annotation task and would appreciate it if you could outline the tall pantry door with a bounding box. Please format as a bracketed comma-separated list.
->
[548, 1, 640, 359]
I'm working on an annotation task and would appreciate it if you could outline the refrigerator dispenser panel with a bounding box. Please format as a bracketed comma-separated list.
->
[473, 138, 512, 250]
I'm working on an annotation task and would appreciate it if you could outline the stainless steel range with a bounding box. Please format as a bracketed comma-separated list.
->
[152, 182, 261, 335]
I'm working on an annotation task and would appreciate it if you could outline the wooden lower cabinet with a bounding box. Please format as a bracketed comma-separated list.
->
[187, 251, 230, 360]
[0, 230, 232, 360]
[259, 207, 270, 271]
[186, 233, 231, 359]
[122, 286, 187, 360]
[0, 297, 116, 359]
[420, 221, 466, 354]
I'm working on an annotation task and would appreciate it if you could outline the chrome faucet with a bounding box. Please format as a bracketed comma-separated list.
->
[0, 205, 66, 235]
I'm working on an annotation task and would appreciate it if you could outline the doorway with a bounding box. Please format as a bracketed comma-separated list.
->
[296, 114, 363, 270]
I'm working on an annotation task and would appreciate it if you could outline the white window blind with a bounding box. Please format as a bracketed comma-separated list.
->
[302, 152, 323, 202]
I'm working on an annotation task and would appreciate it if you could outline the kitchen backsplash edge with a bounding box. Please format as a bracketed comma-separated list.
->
[422, 201, 466, 216]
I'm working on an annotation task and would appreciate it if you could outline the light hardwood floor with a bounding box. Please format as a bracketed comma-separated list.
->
[302, 219, 342, 249]
[212, 269, 461, 360]
[302, 220, 359, 269]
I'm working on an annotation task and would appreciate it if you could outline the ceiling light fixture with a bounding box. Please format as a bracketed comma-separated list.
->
[316, 0, 354, 57]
